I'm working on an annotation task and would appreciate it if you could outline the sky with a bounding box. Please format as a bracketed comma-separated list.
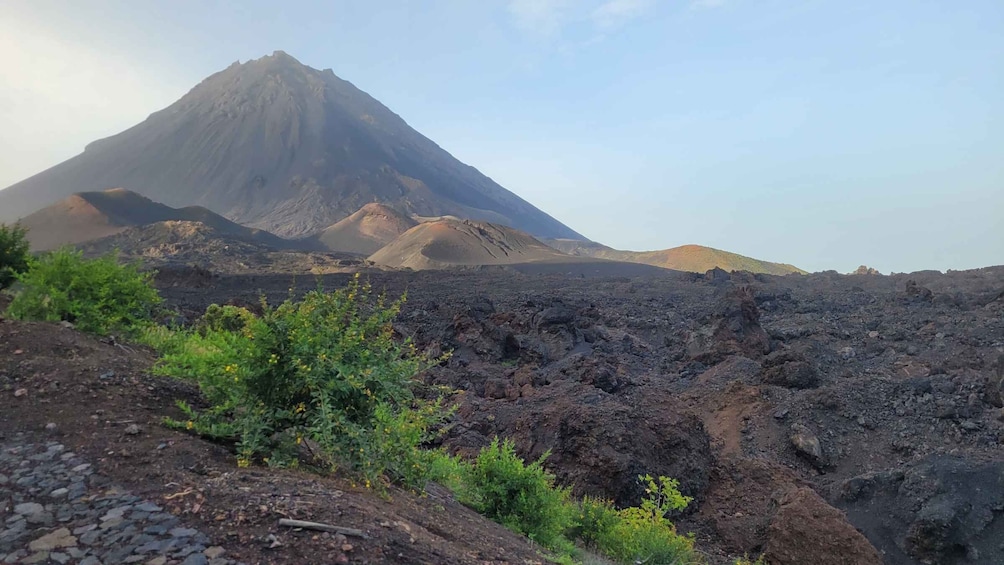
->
[1, 0, 1002, 273]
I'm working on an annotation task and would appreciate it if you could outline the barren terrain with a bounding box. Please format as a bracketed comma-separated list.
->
[5, 265, 1004, 564]
[155, 265, 1004, 563]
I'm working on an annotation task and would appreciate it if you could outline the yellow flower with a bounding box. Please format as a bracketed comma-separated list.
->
[186, 421, 194, 430]
[237, 457, 250, 468]
[296, 435, 303, 445]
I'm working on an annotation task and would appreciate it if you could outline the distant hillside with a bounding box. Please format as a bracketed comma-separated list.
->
[309, 203, 417, 255]
[81, 221, 365, 274]
[0, 51, 584, 241]
[545, 239, 806, 275]
[81, 221, 273, 259]
[369, 219, 569, 270]
[17, 188, 290, 251]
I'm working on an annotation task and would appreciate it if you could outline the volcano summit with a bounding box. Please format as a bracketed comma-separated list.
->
[0, 51, 582, 241]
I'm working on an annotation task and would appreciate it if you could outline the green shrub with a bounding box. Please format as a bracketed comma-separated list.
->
[194, 303, 257, 335]
[7, 248, 161, 335]
[0, 223, 31, 290]
[137, 324, 186, 351]
[592, 475, 699, 565]
[426, 449, 472, 494]
[459, 438, 576, 547]
[428, 443, 702, 564]
[571, 496, 621, 548]
[153, 276, 452, 488]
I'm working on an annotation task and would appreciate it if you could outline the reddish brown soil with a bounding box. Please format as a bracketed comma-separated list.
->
[763, 487, 882, 565]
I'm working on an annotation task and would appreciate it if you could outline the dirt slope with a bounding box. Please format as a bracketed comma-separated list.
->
[0, 51, 584, 241]
[546, 239, 806, 275]
[310, 203, 418, 255]
[0, 319, 553, 564]
[17, 189, 290, 251]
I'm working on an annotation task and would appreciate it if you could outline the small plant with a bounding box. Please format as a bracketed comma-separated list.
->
[195, 303, 257, 335]
[7, 248, 161, 335]
[153, 276, 452, 488]
[426, 449, 472, 494]
[459, 438, 577, 548]
[571, 496, 621, 548]
[0, 223, 31, 290]
[591, 475, 698, 565]
[734, 556, 766, 565]
[434, 441, 701, 564]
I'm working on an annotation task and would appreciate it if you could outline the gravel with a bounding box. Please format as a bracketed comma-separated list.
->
[1, 438, 241, 565]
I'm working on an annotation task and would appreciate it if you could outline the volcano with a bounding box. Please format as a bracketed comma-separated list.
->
[368, 218, 570, 269]
[310, 202, 418, 255]
[0, 51, 583, 241]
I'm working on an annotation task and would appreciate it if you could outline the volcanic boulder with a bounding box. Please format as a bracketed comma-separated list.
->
[764, 487, 883, 565]
[759, 350, 820, 389]
[688, 285, 771, 363]
[987, 353, 1004, 408]
[836, 456, 1004, 565]
[789, 423, 826, 469]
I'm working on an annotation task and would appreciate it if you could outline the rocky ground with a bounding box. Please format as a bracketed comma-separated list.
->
[0, 319, 553, 565]
[4, 264, 1004, 564]
[1, 440, 237, 565]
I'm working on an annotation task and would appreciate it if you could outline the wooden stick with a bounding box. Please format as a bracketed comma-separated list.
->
[163, 489, 195, 500]
[278, 518, 369, 539]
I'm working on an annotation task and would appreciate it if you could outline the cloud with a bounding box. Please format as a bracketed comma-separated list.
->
[0, 16, 183, 188]
[507, 0, 573, 35]
[508, 0, 654, 37]
[591, 0, 654, 30]
[690, 0, 727, 9]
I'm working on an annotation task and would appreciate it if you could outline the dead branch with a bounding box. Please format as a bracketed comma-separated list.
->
[278, 518, 369, 539]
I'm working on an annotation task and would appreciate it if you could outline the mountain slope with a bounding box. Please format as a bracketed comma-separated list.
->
[0, 51, 583, 241]
[309, 202, 417, 255]
[545, 239, 806, 275]
[18, 188, 289, 251]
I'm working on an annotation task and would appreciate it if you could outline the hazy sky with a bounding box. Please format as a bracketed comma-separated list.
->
[2, 0, 1002, 273]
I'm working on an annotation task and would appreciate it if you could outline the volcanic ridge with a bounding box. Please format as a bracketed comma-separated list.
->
[545, 239, 805, 276]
